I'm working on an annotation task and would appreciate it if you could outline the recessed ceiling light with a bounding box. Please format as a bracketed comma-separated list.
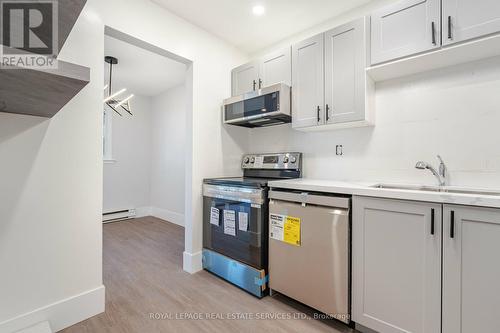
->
[252, 5, 265, 16]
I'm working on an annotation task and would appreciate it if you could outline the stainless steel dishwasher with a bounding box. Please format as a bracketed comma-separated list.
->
[268, 189, 351, 324]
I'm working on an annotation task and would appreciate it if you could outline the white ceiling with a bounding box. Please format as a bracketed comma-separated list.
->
[104, 35, 187, 97]
[151, 0, 372, 53]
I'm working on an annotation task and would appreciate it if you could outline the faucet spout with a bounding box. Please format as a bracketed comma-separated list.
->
[415, 159, 446, 186]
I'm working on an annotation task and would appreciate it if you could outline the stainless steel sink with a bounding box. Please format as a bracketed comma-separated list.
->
[372, 184, 500, 196]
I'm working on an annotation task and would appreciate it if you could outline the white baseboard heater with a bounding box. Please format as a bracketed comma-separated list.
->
[103, 209, 136, 223]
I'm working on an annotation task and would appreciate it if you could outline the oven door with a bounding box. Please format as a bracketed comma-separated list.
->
[203, 184, 268, 270]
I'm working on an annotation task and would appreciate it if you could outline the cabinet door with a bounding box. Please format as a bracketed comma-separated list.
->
[370, 0, 441, 65]
[443, 205, 500, 333]
[443, 0, 500, 46]
[353, 196, 441, 333]
[291, 33, 324, 129]
[259, 47, 292, 88]
[324, 18, 367, 125]
[231, 61, 259, 96]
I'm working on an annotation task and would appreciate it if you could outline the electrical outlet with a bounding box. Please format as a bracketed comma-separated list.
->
[336, 145, 343, 156]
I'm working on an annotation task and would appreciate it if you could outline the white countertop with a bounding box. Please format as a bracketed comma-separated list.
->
[267, 178, 500, 209]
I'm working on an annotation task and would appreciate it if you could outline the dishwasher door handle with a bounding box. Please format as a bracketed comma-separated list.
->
[269, 190, 350, 209]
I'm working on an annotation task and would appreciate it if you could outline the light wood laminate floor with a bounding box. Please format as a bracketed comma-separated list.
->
[62, 217, 356, 333]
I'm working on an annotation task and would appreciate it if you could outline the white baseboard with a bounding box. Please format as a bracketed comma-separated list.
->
[0, 286, 105, 333]
[183, 251, 202, 274]
[151, 207, 184, 227]
[135, 206, 152, 218]
[14, 321, 51, 333]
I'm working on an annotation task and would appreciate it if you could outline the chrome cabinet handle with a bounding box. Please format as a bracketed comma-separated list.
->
[325, 104, 330, 122]
[258, 78, 263, 89]
[317, 106, 321, 123]
[253, 80, 257, 90]
[431, 22, 436, 45]
[447, 16, 453, 40]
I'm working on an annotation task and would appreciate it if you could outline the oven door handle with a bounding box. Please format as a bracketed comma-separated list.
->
[203, 184, 265, 205]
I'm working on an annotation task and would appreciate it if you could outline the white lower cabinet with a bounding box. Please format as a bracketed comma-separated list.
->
[353, 196, 442, 333]
[354, 197, 500, 333]
[443, 205, 500, 333]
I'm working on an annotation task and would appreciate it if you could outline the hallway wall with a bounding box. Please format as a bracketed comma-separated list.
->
[150, 84, 187, 226]
[103, 94, 153, 214]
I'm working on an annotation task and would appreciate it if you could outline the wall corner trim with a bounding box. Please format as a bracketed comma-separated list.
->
[0, 285, 105, 333]
[183, 251, 203, 274]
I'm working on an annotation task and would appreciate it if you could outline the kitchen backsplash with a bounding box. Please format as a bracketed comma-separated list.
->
[247, 56, 500, 189]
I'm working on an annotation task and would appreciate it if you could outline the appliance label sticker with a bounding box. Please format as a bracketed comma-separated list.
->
[210, 207, 220, 226]
[223, 210, 236, 236]
[270, 214, 301, 246]
[238, 212, 249, 232]
[254, 156, 264, 168]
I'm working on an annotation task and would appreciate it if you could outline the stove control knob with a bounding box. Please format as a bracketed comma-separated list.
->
[250, 157, 255, 164]
[243, 157, 250, 164]
[290, 156, 297, 164]
[283, 156, 289, 163]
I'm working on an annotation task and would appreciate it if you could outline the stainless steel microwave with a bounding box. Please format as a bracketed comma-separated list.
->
[222, 83, 291, 128]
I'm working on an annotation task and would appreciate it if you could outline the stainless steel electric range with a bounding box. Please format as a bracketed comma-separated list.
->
[202, 152, 302, 298]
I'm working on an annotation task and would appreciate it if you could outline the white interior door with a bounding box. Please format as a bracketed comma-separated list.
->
[370, 0, 441, 64]
[443, 0, 500, 45]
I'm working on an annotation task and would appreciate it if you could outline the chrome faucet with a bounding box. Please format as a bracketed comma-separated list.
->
[415, 155, 447, 186]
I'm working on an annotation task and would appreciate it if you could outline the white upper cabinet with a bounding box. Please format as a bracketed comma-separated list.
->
[260, 47, 292, 87]
[324, 18, 368, 125]
[353, 196, 442, 333]
[231, 48, 292, 96]
[231, 61, 260, 96]
[443, 205, 500, 333]
[291, 34, 325, 129]
[371, 0, 441, 65]
[443, 0, 500, 46]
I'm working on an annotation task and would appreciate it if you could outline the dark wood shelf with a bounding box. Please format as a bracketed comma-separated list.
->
[57, 0, 88, 52]
[0, 0, 90, 118]
[0, 47, 90, 118]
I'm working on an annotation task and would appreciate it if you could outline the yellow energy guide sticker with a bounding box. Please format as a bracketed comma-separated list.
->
[270, 214, 301, 246]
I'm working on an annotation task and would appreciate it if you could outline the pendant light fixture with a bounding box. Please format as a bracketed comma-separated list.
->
[104, 56, 134, 116]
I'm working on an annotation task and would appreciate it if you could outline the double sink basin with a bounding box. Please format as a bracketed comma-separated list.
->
[372, 184, 500, 197]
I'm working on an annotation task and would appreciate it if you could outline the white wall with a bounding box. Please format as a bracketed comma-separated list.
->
[251, 0, 396, 58]
[0, 10, 105, 333]
[150, 84, 187, 226]
[0, 0, 248, 331]
[249, 57, 500, 188]
[247, 0, 500, 189]
[103, 94, 153, 214]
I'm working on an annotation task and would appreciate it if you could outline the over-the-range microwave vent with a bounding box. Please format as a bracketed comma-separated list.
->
[222, 83, 291, 128]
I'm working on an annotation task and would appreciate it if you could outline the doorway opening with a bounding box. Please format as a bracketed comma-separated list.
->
[101, 27, 192, 241]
